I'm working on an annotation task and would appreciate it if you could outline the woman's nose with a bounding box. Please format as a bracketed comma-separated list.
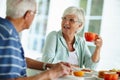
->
[64, 19, 70, 24]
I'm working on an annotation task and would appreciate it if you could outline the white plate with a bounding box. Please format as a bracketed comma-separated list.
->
[58, 75, 84, 80]
[72, 67, 98, 77]
[58, 75, 99, 80]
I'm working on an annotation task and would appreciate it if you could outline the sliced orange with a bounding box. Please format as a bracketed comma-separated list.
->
[73, 71, 84, 77]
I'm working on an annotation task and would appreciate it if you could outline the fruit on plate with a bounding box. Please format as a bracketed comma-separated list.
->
[73, 71, 84, 77]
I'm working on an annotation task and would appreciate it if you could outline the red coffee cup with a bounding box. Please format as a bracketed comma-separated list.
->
[104, 72, 118, 80]
[84, 32, 97, 42]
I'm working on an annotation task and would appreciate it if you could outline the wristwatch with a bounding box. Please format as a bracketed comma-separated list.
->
[42, 63, 47, 70]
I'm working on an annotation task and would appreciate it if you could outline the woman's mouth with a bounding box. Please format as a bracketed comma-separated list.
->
[64, 25, 70, 29]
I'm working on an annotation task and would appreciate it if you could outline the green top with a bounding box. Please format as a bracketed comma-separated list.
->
[42, 30, 98, 70]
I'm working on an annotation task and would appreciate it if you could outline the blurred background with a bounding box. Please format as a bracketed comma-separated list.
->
[0, 0, 120, 71]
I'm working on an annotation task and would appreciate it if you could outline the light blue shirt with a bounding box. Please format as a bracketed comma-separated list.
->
[42, 30, 98, 70]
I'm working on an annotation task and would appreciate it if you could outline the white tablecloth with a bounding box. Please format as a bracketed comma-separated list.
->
[57, 75, 100, 80]
[27, 68, 104, 80]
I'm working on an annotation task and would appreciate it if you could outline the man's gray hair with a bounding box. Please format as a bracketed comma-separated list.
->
[6, 0, 36, 18]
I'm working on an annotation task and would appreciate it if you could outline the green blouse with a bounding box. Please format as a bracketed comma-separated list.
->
[42, 30, 98, 70]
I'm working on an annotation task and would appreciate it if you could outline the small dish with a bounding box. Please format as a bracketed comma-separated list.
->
[84, 72, 93, 77]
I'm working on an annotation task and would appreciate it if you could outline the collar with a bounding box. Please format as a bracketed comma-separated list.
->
[58, 30, 80, 47]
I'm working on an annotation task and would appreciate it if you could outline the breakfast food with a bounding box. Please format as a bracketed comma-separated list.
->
[109, 68, 118, 72]
[81, 68, 92, 72]
[73, 71, 84, 77]
[98, 69, 120, 78]
[117, 71, 120, 76]
[109, 69, 120, 77]
[98, 70, 108, 78]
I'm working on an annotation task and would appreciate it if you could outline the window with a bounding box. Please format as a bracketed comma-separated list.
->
[79, 0, 104, 53]
[21, 0, 50, 54]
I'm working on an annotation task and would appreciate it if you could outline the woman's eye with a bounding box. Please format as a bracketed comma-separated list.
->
[69, 19, 75, 22]
[62, 17, 66, 20]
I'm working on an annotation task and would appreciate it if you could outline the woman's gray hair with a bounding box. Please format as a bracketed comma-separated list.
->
[63, 6, 85, 24]
[63, 6, 85, 34]
[6, 0, 36, 18]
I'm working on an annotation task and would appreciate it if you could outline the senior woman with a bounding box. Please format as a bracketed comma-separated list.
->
[42, 6, 103, 70]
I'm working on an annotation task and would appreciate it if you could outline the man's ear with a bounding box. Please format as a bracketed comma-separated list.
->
[23, 11, 31, 20]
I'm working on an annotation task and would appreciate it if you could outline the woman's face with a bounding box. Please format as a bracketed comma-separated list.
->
[61, 14, 82, 36]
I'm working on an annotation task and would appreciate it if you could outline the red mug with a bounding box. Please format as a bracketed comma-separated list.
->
[84, 32, 97, 42]
[104, 72, 118, 80]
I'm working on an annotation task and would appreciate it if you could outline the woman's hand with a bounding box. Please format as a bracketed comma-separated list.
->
[92, 35, 103, 62]
[94, 35, 103, 49]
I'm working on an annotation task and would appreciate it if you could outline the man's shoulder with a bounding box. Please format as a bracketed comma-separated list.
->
[0, 17, 11, 30]
[0, 17, 8, 24]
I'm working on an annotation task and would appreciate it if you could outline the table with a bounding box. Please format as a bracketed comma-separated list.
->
[58, 75, 101, 80]
[27, 68, 119, 80]
[27, 68, 99, 80]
